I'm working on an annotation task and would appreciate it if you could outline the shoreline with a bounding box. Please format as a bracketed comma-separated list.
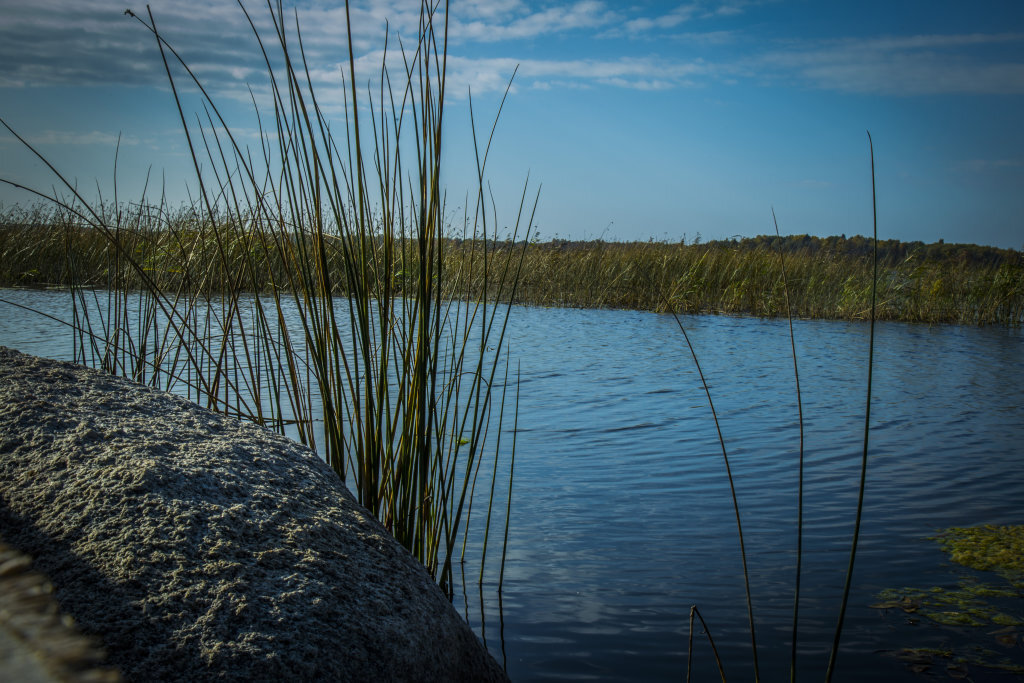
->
[1, 283, 1020, 328]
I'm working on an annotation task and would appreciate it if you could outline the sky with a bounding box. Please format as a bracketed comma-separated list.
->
[1, 0, 1022, 249]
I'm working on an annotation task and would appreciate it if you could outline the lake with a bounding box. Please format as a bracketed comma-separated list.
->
[2, 287, 1022, 681]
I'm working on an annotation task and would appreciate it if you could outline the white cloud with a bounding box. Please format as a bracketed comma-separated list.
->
[0, 1, 638, 99]
[441, 55, 711, 95]
[715, 6, 743, 17]
[2, 1, 1019, 103]
[599, 77, 676, 90]
[671, 30, 737, 45]
[449, 1, 620, 42]
[0, 0, 741, 96]
[623, 4, 698, 34]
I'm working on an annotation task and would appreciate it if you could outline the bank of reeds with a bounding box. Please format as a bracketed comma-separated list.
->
[506, 238, 1024, 325]
[0, 1, 532, 595]
[4, 213, 1021, 325]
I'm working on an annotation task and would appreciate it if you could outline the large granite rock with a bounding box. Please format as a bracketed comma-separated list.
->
[0, 347, 507, 682]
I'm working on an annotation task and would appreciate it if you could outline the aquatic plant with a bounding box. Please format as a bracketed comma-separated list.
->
[0, 0, 533, 595]
[872, 524, 1024, 676]
[937, 524, 1024, 585]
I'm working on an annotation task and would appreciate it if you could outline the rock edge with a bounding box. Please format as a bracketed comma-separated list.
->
[0, 347, 506, 682]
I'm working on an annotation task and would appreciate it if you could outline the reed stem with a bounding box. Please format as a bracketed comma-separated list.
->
[825, 131, 878, 680]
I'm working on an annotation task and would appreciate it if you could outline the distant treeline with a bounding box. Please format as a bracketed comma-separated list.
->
[2, 209, 1021, 325]
[702, 233, 1022, 268]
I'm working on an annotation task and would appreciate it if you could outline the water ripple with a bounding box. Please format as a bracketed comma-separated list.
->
[3, 292, 1023, 681]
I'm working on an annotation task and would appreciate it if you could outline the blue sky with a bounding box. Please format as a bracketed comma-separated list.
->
[1, 1, 1022, 248]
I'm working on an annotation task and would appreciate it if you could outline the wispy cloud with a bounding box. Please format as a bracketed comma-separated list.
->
[760, 33, 1024, 95]
[959, 158, 1023, 173]
[622, 4, 698, 35]
[441, 55, 711, 95]
[450, 1, 621, 42]
[670, 30, 738, 45]
[713, 5, 744, 18]
[8, 130, 143, 147]
[0, 2, 606, 99]
[1, 1, 1020, 103]
[0, 1, 258, 89]
[0, 0, 740, 91]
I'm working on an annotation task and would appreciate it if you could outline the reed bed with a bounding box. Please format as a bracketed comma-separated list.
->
[0, 1, 532, 595]
[4, 213, 1021, 325]
[499, 237, 1024, 325]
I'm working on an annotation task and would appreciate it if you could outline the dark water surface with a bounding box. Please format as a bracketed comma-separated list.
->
[2, 288, 1022, 681]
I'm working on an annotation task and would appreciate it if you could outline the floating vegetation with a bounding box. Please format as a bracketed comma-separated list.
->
[874, 579, 1021, 628]
[937, 524, 1024, 587]
[891, 648, 968, 678]
[874, 524, 1024, 677]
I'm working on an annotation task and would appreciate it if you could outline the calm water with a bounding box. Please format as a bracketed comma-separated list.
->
[2, 288, 1023, 681]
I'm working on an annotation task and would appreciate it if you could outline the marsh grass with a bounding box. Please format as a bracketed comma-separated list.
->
[5, 214, 1021, 325]
[506, 237, 1022, 325]
[0, 0, 533, 594]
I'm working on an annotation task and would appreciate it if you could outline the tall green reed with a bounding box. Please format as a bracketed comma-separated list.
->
[680, 133, 879, 681]
[1, 0, 533, 595]
[772, 207, 806, 683]
[824, 131, 878, 681]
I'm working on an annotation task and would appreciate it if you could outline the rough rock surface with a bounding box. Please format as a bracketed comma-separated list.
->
[0, 347, 507, 682]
